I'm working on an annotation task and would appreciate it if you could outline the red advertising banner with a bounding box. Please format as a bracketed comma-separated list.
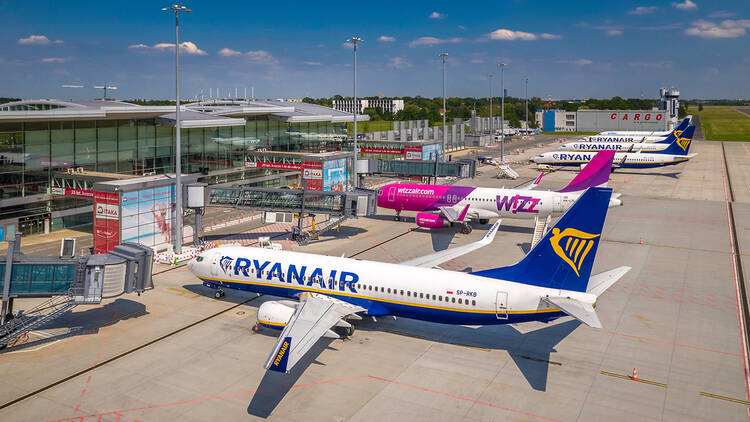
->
[359, 147, 404, 154]
[245, 161, 302, 170]
[302, 161, 323, 190]
[51, 187, 95, 198]
[93, 190, 120, 254]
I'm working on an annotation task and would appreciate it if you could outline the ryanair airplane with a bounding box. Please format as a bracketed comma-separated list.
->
[559, 124, 695, 153]
[532, 126, 696, 169]
[188, 188, 629, 373]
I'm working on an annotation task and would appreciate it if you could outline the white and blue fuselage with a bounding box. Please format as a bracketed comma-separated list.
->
[532, 151, 692, 169]
[559, 142, 668, 152]
[188, 246, 583, 325]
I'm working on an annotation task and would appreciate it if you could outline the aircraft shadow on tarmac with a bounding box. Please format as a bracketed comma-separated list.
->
[1, 298, 147, 353]
[182, 284, 581, 404]
[612, 170, 682, 179]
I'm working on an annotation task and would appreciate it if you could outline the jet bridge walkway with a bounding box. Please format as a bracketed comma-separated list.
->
[205, 187, 378, 245]
[0, 235, 154, 349]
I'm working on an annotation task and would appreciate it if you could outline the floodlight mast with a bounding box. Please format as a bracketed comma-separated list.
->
[488, 74, 494, 142]
[437, 52, 449, 180]
[346, 36, 363, 188]
[498, 63, 506, 162]
[162, 3, 191, 254]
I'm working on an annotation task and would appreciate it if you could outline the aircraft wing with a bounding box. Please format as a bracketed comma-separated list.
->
[586, 266, 630, 297]
[265, 293, 365, 373]
[438, 204, 471, 223]
[400, 220, 501, 268]
[542, 296, 602, 328]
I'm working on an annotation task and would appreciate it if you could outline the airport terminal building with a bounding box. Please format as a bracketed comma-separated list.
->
[0, 99, 367, 239]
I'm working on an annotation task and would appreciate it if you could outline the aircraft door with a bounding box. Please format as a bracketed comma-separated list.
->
[553, 196, 563, 213]
[495, 291, 508, 319]
[211, 255, 219, 276]
[387, 187, 396, 202]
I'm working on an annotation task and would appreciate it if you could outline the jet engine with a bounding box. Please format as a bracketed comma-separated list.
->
[257, 300, 297, 330]
[416, 213, 450, 228]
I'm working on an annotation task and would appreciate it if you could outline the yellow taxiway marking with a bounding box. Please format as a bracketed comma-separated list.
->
[599, 371, 667, 388]
[700, 392, 750, 406]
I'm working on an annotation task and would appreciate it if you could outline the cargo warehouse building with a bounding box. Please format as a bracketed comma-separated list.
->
[0, 99, 369, 240]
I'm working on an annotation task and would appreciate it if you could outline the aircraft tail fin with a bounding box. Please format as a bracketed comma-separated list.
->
[556, 150, 614, 193]
[472, 187, 612, 292]
[652, 126, 694, 155]
[654, 117, 691, 144]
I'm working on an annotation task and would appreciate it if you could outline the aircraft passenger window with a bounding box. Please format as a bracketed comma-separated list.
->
[419, 293, 423, 298]
[381, 287, 384, 292]
[400, 290, 404, 295]
[432, 295, 436, 300]
[439, 296, 442, 301]
[452, 297, 456, 303]
[407, 291, 411, 296]
[387, 288, 391, 293]
[472, 300, 476, 306]
[458, 298, 462, 304]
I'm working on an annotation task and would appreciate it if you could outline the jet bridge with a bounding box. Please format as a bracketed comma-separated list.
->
[0, 234, 154, 349]
[204, 186, 377, 245]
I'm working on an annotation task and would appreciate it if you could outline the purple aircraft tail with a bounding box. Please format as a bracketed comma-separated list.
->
[556, 150, 614, 193]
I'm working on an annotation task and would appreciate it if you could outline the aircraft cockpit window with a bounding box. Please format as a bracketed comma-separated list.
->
[195, 256, 203, 262]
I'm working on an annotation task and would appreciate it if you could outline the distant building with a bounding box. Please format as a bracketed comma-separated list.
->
[535, 109, 577, 132]
[658, 88, 680, 119]
[535, 108, 668, 132]
[332, 99, 405, 115]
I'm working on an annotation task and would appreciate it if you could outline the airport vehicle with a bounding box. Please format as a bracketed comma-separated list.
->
[559, 124, 695, 153]
[532, 126, 695, 169]
[187, 187, 628, 373]
[583, 118, 690, 143]
[597, 117, 691, 136]
[376, 150, 619, 234]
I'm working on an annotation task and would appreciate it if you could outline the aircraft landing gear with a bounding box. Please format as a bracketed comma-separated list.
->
[394, 211, 402, 221]
[335, 324, 355, 339]
[461, 223, 473, 234]
[214, 289, 225, 299]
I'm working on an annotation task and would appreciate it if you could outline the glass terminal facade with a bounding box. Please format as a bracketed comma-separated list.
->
[0, 109, 351, 237]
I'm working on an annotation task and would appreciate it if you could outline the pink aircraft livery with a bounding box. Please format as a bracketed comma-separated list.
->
[376, 150, 620, 234]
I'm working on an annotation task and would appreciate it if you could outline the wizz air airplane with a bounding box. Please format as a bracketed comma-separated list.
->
[560, 125, 695, 153]
[187, 187, 629, 373]
[532, 127, 696, 169]
[583, 118, 690, 143]
[597, 116, 691, 136]
[376, 150, 619, 234]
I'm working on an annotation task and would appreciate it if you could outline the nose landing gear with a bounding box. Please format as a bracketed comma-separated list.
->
[214, 289, 225, 299]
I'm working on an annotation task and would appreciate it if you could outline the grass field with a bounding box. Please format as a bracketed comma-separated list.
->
[694, 106, 750, 142]
[541, 131, 598, 135]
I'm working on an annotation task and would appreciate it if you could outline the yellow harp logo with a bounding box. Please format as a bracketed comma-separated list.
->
[673, 129, 683, 138]
[675, 137, 691, 151]
[549, 228, 600, 277]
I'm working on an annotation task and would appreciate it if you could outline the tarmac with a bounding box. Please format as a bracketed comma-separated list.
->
[1, 136, 749, 421]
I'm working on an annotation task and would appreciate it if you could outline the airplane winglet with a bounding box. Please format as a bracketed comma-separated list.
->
[400, 220, 502, 268]
[457, 203, 470, 222]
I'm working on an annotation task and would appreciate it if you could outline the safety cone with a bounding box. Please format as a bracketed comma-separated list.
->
[252, 323, 261, 333]
[631, 368, 638, 381]
[639, 238, 643, 245]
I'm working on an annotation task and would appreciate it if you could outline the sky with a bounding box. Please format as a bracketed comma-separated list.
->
[0, 0, 748, 101]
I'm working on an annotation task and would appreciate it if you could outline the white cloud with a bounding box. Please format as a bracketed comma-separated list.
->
[303, 61, 321, 66]
[129, 41, 207, 55]
[709, 11, 735, 18]
[429, 11, 444, 19]
[685, 19, 750, 38]
[556, 59, 592, 65]
[388, 57, 412, 69]
[628, 61, 672, 69]
[457, 25, 466, 30]
[246, 50, 278, 65]
[470, 58, 484, 64]
[488, 29, 538, 41]
[19, 35, 57, 45]
[672, 0, 697, 10]
[377, 35, 396, 42]
[218, 48, 242, 57]
[540, 33, 562, 39]
[408, 36, 464, 47]
[628, 6, 658, 15]
[41, 57, 69, 63]
[606, 29, 624, 36]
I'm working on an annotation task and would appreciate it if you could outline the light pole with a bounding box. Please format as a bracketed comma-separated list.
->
[437, 52, 449, 180]
[499, 63, 506, 162]
[347, 36, 363, 188]
[488, 74, 494, 140]
[524, 77, 529, 133]
[162, 3, 191, 255]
